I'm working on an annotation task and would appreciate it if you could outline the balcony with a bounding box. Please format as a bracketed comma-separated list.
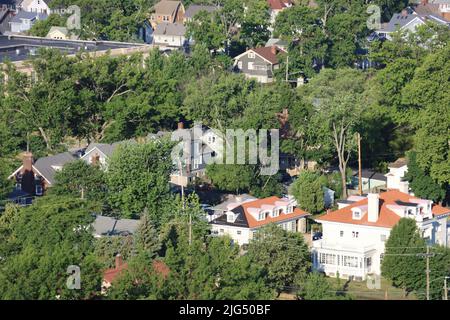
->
[312, 239, 377, 255]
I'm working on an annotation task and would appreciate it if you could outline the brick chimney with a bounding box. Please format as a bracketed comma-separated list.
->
[91, 153, 100, 166]
[368, 193, 380, 223]
[21, 151, 33, 172]
[271, 45, 277, 55]
[421, 0, 428, 5]
[115, 254, 123, 269]
[401, 9, 408, 16]
[177, 121, 184, 130]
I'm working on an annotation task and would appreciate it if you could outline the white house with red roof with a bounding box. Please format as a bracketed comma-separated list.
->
[267, 0, 292, 27]
[210, 195, 310, 246]
[233, 45, 286, 83]
[312, 190, 450, 280]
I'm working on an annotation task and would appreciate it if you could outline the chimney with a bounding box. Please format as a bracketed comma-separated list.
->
[421, 0, 428, 5]
[177, 121, 184, 130]
[368, 193, 379, 223]
[401, 9, 408, 17]
[91, 153, 100, 166]
[271, 45, 277, 55]
[115, 254, 123, 269]
[22, 151, 33, 172]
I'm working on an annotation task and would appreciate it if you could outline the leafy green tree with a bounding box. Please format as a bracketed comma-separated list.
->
[405, 151, 447, 204]
[206, 163, 254, 194]
[134, 210, 161, 258]
[296, 272, 346, 300]
[240, 0, 270, 47]
[291, 171, 324, 214]
[186, 10, 225, 52]
[106, 139, 175, 220]
[247, 224, 310, 295]
[301, 68, 367, 198]
[93, 235, 135, 268]
[28, 14, 68, 37]
[381, 218, 427, 296]
[0, 196, 102, 299]
[51, 160, 106, 203]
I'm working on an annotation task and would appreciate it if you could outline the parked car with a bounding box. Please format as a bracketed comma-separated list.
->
[312, 232, 323, 241]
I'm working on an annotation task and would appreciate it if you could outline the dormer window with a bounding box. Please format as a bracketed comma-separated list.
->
[226, 212, 236, 223]
[258, 212, 265, 221]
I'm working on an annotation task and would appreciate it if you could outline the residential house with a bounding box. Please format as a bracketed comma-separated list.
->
[265, 38, 288, 51]
[267, 0, 292, 28]
[210, 195, 310, 246]
[385, 157, 409, 192]
[312, 190, 450, 280]
[233, 45, 285, 83]
[351, 169, 387, 193]
[8, 151, 77, 198]
[19, 0, 51, 14]
[9, 10, 46, 33]
[170, 122, 221, 187]
[209, 194, 258, 221]
[92, 215, 140, 238]
[80, 141, 137, 169]
[183, 4, 218, 23]
[102, 254, 169, 293]
[376, 1, 450, 40]
[0, 0, 19, 11]
[46, 26, 77, 40]
[152, 22, 186, 48]
[149, 0, 185, 28]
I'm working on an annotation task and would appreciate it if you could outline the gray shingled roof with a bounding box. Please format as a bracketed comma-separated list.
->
[153, 0, 182, 16]
[84, 140, 137, 158]
[10, 10, 47, 23]
[184, 4, 218, 18]
[92, 215, 140, 237]
[33, 152, 77, 184]
[211, 194, 258, 213]
[153, 22, 186, 36]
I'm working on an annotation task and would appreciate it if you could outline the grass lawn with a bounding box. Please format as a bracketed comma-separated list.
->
[326, 276, 418, 300]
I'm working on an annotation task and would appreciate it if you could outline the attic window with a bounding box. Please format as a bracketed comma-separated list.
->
[248, 52, 255, 59]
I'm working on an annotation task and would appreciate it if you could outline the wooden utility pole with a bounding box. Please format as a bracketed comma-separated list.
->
[426, 245, 430, 300]
[178, 158, 190, 245]
[285, 55, 289, 82]
[357, 132, 362, 195]
[444, 276, 449, 300]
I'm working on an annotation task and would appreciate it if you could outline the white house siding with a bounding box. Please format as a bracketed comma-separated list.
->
[211, 217, 305, 246]
[154, 35, 185, 47]
[22, 0, 50, 14]
[312, 222, 391, 279]
[210, 224, 252, 246]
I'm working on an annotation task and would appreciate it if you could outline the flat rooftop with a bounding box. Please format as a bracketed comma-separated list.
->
[0, 35, 148, 63]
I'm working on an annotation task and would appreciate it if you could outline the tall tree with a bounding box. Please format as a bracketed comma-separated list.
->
[106, 139, 175, 220]
[291, 171, 324, 214]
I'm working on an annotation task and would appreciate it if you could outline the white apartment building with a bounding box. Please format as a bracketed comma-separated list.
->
[210, 196, 309, 246]
[312, 190, 450, 280]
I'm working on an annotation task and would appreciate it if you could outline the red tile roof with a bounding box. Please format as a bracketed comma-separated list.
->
[316, 190, 450, 228]
[103, 259, 170, 285]
[267, 0, 291, 10]
[241, 196, 309, 228]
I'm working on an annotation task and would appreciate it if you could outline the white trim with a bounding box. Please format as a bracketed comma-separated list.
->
[31, 165, 51, 185]
[233, 49, 276, 66]
[81, 146, 109, 162]
[8, 165, 23, 179]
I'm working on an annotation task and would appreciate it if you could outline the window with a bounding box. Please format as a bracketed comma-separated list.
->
[258, 212, 265, 221]
[237, 61, 242, 69]
[320, 253, 336, 265]
[352, 231, 359, 238]
[237, 230, 241, 235]
[219, 229, 224, 234]
[380, 234, 387, 241]
[248, 52, 255, 59]
[15, 183, 22, 190]
[380, 253, 384, 263]
[340, 231, 344, 237]
[35, 185, 43, 196]
[248, 62, 254, 70]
